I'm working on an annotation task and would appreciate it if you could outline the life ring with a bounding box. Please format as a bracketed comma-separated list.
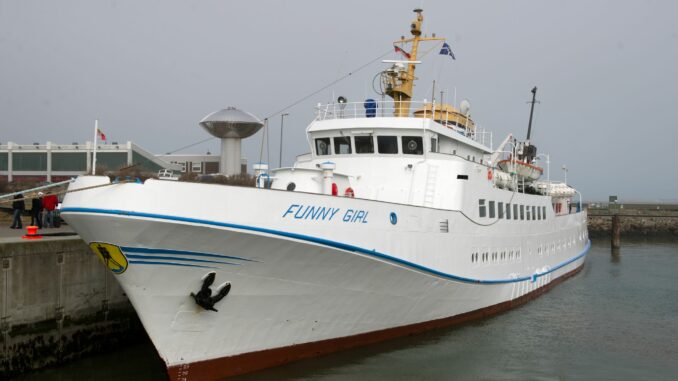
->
[487, 169, 493, 181]
[344, 187, 355, 198]
[331, 183, 338, 196]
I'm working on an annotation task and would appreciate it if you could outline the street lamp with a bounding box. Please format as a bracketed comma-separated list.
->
[279, 113, 289, 168]
[536, 153, 550, 183]
[561, 164, 568, 185]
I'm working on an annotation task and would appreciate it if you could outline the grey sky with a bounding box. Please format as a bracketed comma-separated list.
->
[1, 0, 677, 201]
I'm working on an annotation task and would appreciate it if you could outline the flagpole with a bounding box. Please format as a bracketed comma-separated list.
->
[92, 119, 98, 175]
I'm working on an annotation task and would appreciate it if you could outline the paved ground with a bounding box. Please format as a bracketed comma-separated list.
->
[0, 223, 77, 243]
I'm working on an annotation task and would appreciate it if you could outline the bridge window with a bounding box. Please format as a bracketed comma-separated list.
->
[498, 202, 504, 219]
[402, 136, 423, 155]
[532, 206, 537, 221]
[520, 205, 525, 220]
[354, 136, 374, 153]
[479, 199, 487, 218]
[489, 201, 496, 218]
[526, 206, 531, 220]
[542, 206, 547, 219]
[513, 204, 518, 220]
[506, 203, 512, 219]
[315, 138, 331, 156]
[377, 136, 398, 154]
[333, 137, 352, 154]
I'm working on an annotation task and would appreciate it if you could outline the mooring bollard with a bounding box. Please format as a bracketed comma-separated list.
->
[611, 214, 621, 249]
[21, 225, 43, 240]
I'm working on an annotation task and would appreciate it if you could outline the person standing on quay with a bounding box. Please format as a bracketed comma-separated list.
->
[10, 193, 25, 229]
[30, 192, 43, 228]
[43, 193, 58, 228]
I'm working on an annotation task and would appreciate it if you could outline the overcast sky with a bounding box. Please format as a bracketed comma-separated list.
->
[1, 0, 677, 201]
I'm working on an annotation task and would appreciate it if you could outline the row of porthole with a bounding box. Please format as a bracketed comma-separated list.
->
[471, 249, 522, 264]
[473, 231, 587, 264]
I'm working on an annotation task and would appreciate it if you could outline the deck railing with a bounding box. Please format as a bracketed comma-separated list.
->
[314, 100, 492, 148]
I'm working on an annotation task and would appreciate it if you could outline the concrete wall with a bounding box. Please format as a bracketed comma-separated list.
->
[0, 237, 142, 377]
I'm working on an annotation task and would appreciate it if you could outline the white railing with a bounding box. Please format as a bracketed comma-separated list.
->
[315, 100, 430, 120]
[314, 100, 492, 147]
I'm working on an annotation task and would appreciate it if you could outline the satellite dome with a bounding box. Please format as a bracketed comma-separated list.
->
[199, 107, 264, 139]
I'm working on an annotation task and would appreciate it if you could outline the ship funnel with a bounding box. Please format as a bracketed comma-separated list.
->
[199, 107, 264, 176]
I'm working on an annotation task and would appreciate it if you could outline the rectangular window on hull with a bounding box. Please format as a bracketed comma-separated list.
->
[506, 203, 511, 219]
[532, 206, 537, 221]
[489, 201, 496, 218]
[479, 199, 486, 218]
[498, 202, 504, 219]
[315, 138, 331, 155]
[377, 136, 398, 154]
[520, 205, 525, 220]
[354, 136, 374, 153]
[513, 204, 518, 220]
[526, 206, 531, 220]
[542, 206, 547, 219]
[333, 137, 352, 154]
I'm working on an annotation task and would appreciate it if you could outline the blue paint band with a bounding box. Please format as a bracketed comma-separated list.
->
[121, 246, 256, 262]
[62, 207, 590, 284]
[124, 254, 240, 266]
[128, 260, 216, 269]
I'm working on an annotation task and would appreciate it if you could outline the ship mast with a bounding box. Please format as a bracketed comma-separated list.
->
[385, 9, 444, 117]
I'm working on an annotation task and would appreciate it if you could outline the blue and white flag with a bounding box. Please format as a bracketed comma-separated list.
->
[439, 42, 456, 60]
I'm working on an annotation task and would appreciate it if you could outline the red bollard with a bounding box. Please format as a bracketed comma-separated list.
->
[22, 225, 42, 240]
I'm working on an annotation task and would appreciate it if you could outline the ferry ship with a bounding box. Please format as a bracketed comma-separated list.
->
[61, 9, 589, 381]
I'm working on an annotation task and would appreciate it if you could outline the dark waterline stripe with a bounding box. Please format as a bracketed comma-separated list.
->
[62, 207, 590, 284]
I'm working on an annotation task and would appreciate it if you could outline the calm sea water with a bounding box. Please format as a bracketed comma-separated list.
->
[17, 238, 678, 381]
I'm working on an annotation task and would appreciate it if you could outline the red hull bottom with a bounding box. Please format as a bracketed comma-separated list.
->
[168, 264, 584, 381]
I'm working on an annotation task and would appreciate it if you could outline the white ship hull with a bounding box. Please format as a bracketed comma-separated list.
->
[61, 176, 589, 380]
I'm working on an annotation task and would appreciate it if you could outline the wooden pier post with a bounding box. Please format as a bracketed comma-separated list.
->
[611, 214, 621, 249]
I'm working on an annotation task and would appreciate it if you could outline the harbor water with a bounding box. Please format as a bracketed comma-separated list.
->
[15, 238, 678, 380]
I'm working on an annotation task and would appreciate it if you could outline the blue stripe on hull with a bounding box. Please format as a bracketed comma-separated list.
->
[125, 254, 240, 266]
[128, 260, 216, 269]
[121, 246, 256, 262]
[62, 207, 590, 284]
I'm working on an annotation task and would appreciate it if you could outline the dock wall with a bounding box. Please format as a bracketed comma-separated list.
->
[0, 237, 143, 378]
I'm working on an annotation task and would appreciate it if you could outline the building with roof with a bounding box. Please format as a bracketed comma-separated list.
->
[0, 141, 246, 183]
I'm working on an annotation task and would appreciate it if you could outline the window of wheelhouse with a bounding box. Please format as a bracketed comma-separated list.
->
[354, 136, 374, 154]
[377, 136, 398, 154]
[402, 136, 423, 155]
[315, 138, 331, 156]
[333, 136, 352, 154]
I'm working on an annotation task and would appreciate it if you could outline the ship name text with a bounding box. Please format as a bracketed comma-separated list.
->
[282, 204, 369, 224]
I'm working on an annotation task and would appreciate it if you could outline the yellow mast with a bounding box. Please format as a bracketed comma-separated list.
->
[385, 9, 444, 117]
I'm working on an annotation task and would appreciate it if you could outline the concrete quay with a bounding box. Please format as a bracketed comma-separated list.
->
[0, 230, 142, 378]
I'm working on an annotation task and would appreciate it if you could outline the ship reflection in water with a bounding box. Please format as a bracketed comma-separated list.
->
[16, 239, 678, 381]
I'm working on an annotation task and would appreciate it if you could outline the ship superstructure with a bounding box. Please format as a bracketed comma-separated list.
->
[60, 9, 588, 381]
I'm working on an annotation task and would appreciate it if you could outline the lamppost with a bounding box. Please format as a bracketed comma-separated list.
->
[536, 153, 550, 183]
[279, 113, 289, 168]
[562, 164, 568, 185]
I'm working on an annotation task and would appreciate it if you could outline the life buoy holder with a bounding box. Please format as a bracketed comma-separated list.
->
[487, 169, 493, 181]
[344, 187, 355, 198]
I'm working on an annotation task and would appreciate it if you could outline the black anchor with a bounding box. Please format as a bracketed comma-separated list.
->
[190, 272, 231, 312]
[96, 244, 125, 272]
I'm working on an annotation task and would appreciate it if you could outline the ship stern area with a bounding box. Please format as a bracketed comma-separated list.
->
[60, 176, 590, 381]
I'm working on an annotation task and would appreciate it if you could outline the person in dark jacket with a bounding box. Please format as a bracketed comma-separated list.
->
[30, 192, 43, 228]
[10, 194, 25, 229]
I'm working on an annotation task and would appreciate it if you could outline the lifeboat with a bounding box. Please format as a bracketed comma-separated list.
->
[496, 159, 543, 182]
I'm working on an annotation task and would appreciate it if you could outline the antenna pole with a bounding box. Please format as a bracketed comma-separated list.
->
[526, 86, 538, 141]
[279, 113, 288, 168]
